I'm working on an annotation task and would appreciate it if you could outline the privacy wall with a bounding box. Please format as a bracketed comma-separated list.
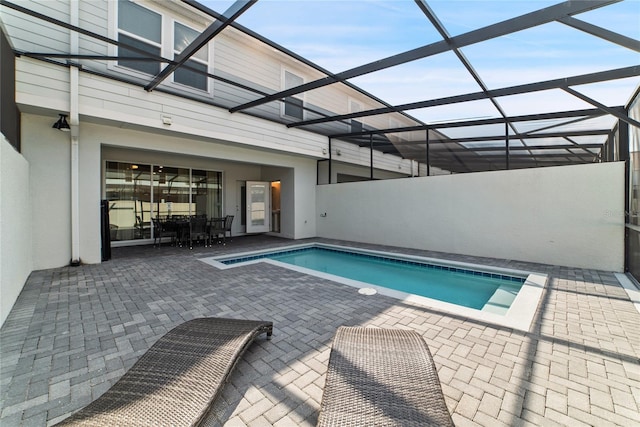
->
[1, 136, 32, 327]
[316, 162, 625, 271]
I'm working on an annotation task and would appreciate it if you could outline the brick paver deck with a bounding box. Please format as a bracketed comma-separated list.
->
[1, 236, 639, 426]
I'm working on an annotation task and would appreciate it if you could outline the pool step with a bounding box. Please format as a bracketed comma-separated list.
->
[482, 283, 520, 315]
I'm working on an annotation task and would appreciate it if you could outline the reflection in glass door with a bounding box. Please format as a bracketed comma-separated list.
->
[105, 161, 224, 243]
[153, 166, 190, 219]
[246, 181, 270, 233]
[192, 169, 223, 218]
[271, 181, 281, 233]
[105, 162, 152, 241]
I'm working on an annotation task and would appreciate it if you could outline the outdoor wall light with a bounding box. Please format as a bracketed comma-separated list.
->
[52, 114, 71, 131]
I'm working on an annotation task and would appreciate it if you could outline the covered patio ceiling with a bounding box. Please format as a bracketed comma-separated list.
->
[2, 0, 639, 173]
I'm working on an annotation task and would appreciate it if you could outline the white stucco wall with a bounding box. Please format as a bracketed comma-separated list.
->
[293, 165, 318, 239]
[316, 162, 625, 271]
[21, 115, 72, 269]
[1, 136, 32, 327]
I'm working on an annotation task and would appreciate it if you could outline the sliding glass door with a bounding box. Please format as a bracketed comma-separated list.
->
[192, 169, 223, 218]
[153, 166, 190, 218]
[105, 161, 222, 242]
[105, 162, 152, 241]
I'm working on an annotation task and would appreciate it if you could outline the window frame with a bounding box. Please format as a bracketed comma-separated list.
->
[108, 1, 214, 96]
[281, 68, 305, 120]
[171, 20, 213, 94]
[112, 0, 164, 77]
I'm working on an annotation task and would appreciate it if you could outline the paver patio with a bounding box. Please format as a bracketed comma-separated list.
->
[1, 235, 639, 426]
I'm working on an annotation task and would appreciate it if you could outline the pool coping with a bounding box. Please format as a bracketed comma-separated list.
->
[200, 243, 548, 332]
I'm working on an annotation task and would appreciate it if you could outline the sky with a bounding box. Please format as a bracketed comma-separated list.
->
[200, 0, 640, 125]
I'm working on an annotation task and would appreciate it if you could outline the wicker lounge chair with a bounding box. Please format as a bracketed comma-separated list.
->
[55, 317, 273, 427]
[317, 326, 454, 427]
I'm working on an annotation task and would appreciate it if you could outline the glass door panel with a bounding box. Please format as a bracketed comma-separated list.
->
[105, 162, 224, 243]
[153, 166, 190, 218]
[192, 169, 223, 218]
[246, 181, 270, 233]
[271, 181, 281, 233]
[105, 161, 152, 241]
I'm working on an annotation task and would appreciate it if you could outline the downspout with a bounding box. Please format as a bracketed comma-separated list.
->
[69, 0, 81, 266]
[369, 133, 373, 180]
[328, 137, 332, 184]
[426, 129, 430, 177]
[505, 122, 510, 170]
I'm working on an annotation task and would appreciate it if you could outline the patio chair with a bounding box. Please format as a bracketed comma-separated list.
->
[223, 215, 234, 242]
[189, 215, 209, 249]
[152, 217, 177, 247]
[55, 317, 273, 427]
[317, 326, 454, 427]
[208, 217, 226, 245]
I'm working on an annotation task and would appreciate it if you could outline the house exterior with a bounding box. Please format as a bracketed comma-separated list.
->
[1, 0, 635, 327]
[1, 0, 430, 259]
[0, 0, 433, 324]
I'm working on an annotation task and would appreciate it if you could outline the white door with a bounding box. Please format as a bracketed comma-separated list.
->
[246, 181, 270, 233]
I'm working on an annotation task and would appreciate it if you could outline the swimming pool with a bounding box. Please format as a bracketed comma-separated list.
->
[201, 243, 547, 331]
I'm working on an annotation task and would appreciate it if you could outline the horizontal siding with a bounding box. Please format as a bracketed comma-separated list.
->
[81, 86, 162, 114]
[216, 28, 326, 92]
[28, 0, 69, 19]
[9, 0, 413, 173]
[15, 59, 408, 174]
[7, 0, 69, 22]
[78, 0, 109, 58]
[3, 19, 69, 53]
[79, 0, 108, 32]
[100, 99, 162, 120]
[215, 34, 283, 91]
[75, 71, 328, 158]
[78, 37, 109, 57]
[6, 1, 420, 134]
[162, 11, 413, 171]
[2, 0, 70, 52]
[211, 73, 272, 105]
[16, 58, 70, 102]
[77, 0, 112, 75]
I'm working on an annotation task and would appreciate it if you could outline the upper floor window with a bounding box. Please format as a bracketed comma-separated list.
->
[283, 70, 303, 120]
[117, 0, 161, 75]
[174, 22, 209, 91]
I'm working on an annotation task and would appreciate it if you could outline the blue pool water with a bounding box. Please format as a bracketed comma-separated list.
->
[223, 247, 525, 311]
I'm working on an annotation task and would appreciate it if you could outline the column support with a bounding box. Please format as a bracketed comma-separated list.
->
[369, 134, 374, 180]
[505, 122, 510, 170]
[328, 137, 332, 184]
[69, 0, 81, 265]
[426, 129, 430, 176]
